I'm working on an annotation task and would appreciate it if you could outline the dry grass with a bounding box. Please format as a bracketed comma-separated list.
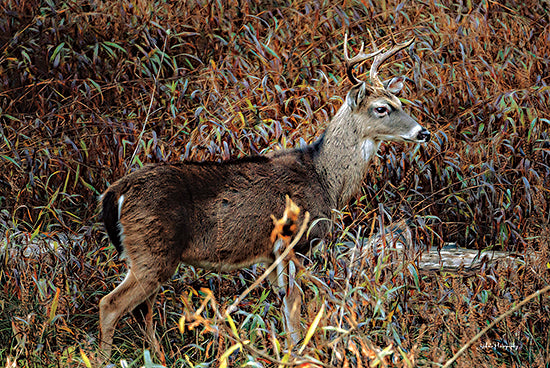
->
[1, 0, 549, 366]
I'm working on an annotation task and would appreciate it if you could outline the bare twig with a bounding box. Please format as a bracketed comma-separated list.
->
[442, 284, 550, 368]
[127, 29, 171, 172]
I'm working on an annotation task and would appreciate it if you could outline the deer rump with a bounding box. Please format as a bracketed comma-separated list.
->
[101, 140, 330, 274]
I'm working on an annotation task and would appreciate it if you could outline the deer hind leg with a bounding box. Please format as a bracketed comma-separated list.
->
[132, 290, 161, 354]
[99, 267, 164, 359]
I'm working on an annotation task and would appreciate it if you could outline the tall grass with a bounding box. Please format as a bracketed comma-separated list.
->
[1, 0, 549, 366]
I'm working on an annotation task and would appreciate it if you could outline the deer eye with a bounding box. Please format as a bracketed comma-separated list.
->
[374, 106, 389, 115]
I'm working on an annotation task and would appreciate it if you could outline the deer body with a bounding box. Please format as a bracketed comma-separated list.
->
[99, 35, 430, 359]
[103, 143, 331, 273]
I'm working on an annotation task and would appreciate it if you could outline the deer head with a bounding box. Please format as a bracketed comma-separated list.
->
[343, 34, 430, 144]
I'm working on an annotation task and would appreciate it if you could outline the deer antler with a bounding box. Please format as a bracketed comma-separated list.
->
[343, 33, 383, 86]
[369, 38, 414, 89]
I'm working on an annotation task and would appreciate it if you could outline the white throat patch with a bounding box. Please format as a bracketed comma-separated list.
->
[361, 140, 380, 162]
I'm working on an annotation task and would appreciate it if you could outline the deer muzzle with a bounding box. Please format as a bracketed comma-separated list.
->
[416, 127, 431, 142]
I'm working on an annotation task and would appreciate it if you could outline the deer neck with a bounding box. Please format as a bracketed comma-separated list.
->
[313, 104, 380, 209]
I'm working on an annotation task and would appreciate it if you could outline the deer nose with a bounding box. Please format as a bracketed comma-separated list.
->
[417, 128, 430, 142]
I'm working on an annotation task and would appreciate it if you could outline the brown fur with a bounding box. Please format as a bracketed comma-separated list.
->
[104, 143, 331, 269]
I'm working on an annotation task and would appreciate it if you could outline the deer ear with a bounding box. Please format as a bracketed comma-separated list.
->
[384, 76, 406, 94]
[346, 82, 370, 111]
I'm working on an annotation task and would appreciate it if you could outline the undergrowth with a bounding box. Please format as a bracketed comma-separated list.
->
[1, 0, 549, 366]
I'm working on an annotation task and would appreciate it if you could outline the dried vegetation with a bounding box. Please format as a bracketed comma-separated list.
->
[0, 0, 549, 366]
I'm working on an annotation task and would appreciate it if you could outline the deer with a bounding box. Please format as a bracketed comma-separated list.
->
[98, 33, 430, 360]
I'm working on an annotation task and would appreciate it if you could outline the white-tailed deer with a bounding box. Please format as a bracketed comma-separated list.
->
[99, 34, 430, 359]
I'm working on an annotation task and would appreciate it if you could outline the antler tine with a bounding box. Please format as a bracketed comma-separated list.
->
[369, 37, 415, 89]
[344, 33, 383, 86]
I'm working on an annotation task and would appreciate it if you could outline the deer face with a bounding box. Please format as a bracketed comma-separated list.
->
[346, 78, 430, 144]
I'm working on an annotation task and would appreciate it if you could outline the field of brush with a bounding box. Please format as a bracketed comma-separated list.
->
[1, 0, 549, 367]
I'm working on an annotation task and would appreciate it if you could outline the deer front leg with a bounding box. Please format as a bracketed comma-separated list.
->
[268, 246, 303, 346]
[283, 257, 302, 345]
